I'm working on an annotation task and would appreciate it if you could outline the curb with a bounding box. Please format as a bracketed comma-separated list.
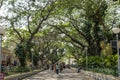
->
[71, 68, 120, 80]
[81, 70, 120, 80]
[4, 69, 43, 80]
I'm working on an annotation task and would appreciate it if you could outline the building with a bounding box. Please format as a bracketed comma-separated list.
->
[1, 47, 15, 66]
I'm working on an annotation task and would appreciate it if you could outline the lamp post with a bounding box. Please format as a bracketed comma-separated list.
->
[38, 52, 42, 68]
[31, 48, 34, 67]
[39, 52, 42, 55]
[85, 47, 88, 70]
[112, 27, 120, 77]
[0, 27, 5, 73]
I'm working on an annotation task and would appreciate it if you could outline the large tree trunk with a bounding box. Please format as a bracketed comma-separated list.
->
[88, 40, 101, 56]
[87, 21, 102, 56]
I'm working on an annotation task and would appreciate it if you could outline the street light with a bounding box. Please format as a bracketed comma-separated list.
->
[0, 27, 5, 73]
[39, 52, 42, 55]
[112, 27, 120, 77]
[31, 48, 34, 67]
[85, 47, 88, 70]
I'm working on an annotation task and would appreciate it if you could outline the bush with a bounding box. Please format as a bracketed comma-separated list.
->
[78, 55, 118, 76]
[79, 55, 117, 69]
[14, 66, 30, 72]
[87, 67, 118, 76]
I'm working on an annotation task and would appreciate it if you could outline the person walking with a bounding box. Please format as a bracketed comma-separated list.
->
[56, 63, 59, 74]
[54, 64, 56, 72]
[77, 65, 81, 73]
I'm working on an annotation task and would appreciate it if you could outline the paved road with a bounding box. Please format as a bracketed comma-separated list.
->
[23, 69, 95, 80]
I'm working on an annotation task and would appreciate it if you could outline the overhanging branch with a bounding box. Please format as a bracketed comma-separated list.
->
[50, 24, 85, 49]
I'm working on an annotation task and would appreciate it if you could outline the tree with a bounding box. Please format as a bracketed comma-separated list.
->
[0, 0, 119, 69]
[65, 44, 82, 65]
[37, 27, 65, 65]
[15, 44, 26, 67]
[0, 0, 3, 8]
[0, 0, 58, 67]
[49, 0, 108, 56]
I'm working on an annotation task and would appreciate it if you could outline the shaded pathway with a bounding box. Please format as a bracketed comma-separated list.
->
[23, 68, 95, 80]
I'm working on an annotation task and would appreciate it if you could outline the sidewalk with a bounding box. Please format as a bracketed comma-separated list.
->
[23, 68, 95, 80]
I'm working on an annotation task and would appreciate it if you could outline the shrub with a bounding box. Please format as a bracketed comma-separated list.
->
[14, 66, 30, 72]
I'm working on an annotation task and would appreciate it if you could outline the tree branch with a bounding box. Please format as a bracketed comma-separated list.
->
[50, 24, 85, 49]
[68, 14, 91, 42]
[11, 21, 23, 42]
[28, 1, 56, 42]
[0, 0, 3, 8]
[27, 1, 32, 34]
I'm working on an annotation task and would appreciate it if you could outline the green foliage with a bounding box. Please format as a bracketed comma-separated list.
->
[87, 67, 117, 76]
[15, 44, 26, 67]
[79, 55, 117, 69]
[1, 1, 119, 76]
[104, 55, 117, 68]
[100, 41, 113, 56]
[33, 52, 39, 67]
[50, 0, 110, 56]
[14, 66, 30, 72]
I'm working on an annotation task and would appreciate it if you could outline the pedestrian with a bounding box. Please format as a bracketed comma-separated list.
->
[77, 66, 81, 73]
[49, 64, 52, 71]
[56, 63, 59, 74]
[63, 63, 66, 69]
[14, 60, 17, 66]
[54, 64, 56, 72]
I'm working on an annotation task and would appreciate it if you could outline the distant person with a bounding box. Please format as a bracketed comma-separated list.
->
[56, 63, 59, 74]
[14, 60, 17, 66]
[59, 63, 62, 72]
[63, 63, 66, 69]
[49, 64, 52, 71]
[77, 66, 81, 73]
[54, 64, 56, 72]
